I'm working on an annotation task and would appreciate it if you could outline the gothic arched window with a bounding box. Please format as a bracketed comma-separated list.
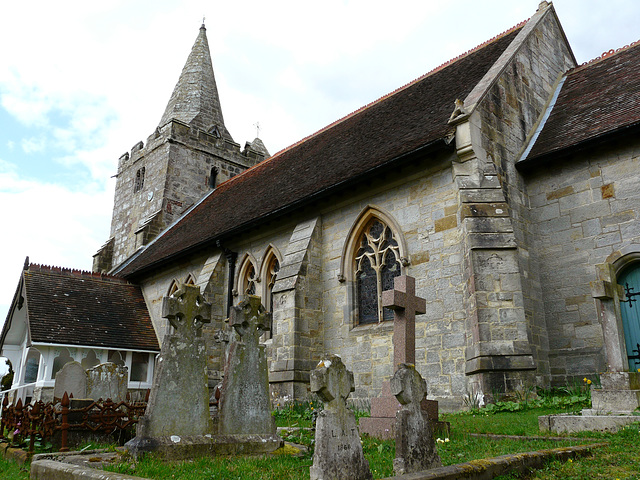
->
[209, 167, 219, 189]
[263, 252, 280, 314]
[354, 218, 403, 325]
[133, 167, 145, 193]
[237, 256, 258, 300]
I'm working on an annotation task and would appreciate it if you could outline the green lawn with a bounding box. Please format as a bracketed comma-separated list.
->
[2, 405, 639, 479]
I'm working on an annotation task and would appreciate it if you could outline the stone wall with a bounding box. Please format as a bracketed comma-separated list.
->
[471, 7, 576, 387]
[523, 138, 640, 384]
[318, 153, 466, 408]
[102, 119, 263, 271]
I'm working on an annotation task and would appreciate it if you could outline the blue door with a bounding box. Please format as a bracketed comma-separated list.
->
[618, 265, 640, 371]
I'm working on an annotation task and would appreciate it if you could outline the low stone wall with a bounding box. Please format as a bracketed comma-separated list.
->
[26, 442, 603, 480]
[380, 443, 603, 480]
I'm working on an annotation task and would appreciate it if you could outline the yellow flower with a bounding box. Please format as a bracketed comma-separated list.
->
[583, 377, 587, 382]
[587, 379, 592, 385]
[568, 458, 573, 463]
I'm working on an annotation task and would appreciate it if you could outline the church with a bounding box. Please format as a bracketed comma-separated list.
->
[3, 2, 640, 410]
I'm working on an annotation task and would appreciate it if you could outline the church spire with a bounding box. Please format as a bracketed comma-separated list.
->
[159, 24, 233, 141]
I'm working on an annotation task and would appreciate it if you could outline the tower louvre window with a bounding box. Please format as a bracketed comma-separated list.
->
[209, 167, 219, 188]
[133, 167, 145, 193]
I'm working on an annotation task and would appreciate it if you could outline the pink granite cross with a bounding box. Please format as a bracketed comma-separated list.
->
[382, 275, 426, 370]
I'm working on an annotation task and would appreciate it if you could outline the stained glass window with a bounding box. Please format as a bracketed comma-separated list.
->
[355, 219, 402, 324]
[267, 256, 280, 314]
[243, 263, 257, 296]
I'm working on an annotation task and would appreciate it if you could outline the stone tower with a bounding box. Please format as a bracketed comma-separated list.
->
[94, 24, 269, 273]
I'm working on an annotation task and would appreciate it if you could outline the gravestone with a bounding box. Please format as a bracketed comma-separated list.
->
[391, 363, 442, 475]
[218, 296, 277, 437]
[86, 362, 128, 402]
[310, 355, 372, 480]
[53, 361, 88, 400]
[126, 283, 214, 458]
[361, 276, 448, 438]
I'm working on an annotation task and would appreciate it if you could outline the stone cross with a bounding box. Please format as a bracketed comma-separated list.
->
[311, 355, 355, 413]
[162, 283, 211, 341]
[310, 355, 373, 480]
[390, 363, 441, 475]
[229, 295, 270, 346]
[382, 275, 426, 369]
[218, 295, 277, 438]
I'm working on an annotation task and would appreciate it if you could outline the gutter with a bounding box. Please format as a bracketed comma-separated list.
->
[121, 137, 451, 280]
[517, 120, 640, 172]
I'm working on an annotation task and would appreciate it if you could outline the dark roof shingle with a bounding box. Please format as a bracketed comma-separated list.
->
[522, 40, 640, 164]
[119, 26, 522, 278]
[23, 264, 159, 351]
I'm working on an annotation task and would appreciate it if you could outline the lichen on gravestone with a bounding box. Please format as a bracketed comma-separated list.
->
[310, 355, 372, 480]
[391, 363, 441, 475]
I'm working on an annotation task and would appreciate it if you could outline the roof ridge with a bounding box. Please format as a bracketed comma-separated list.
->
[205, 19, 529, 195]
[27, 263, 130, 284]
[267, 19, 528, 161]
[572, 39, 640, 73]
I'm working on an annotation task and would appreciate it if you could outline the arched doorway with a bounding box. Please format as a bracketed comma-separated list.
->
[618, 263, 640, 371]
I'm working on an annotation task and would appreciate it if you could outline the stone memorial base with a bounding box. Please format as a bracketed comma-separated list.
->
[539, 372, 640, 434]
[359, 382, 450, 439]
[126, 433, 283, 460]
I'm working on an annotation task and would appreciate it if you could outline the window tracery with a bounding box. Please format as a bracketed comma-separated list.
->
[355, 219, 402, 324]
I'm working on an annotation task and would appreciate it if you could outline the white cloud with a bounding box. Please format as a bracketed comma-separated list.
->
[0, 165, 113, 323]
[21, 136, 46, 154]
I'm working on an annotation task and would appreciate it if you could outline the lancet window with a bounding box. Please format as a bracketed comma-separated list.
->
[355, 218, 402, 324]
[133, 167, 145, 193]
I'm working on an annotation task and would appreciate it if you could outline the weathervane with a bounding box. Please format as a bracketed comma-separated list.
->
[254, 121, 261, 138]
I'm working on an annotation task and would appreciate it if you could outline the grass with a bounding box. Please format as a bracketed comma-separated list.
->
[0, 457, 30, 480]
[3, 394, 639, 480]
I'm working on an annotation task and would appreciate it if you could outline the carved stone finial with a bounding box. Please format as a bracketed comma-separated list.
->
[448, 98, 468, 123]
[537, 1, 550, 11]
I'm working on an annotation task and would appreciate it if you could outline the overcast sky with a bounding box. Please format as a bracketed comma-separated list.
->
[1, 0, 639, 329]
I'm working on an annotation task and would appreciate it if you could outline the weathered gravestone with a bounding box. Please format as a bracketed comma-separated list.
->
[217, 296, 281, 450]
[361, 276, 448, 439]
[53, 361, 88, 400]
[391, 363, 442, 475]
[86, 363, 128, 403]
[310, 355, 372, 480]
[126, 283, 214, 458]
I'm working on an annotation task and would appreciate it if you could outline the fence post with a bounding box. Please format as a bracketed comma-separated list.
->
[28, 401, 40, 455]
[0, 395, 8, 439]
[60, 392, 69, 452]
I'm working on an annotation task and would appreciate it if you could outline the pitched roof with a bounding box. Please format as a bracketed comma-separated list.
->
[8, 264, 159, 351]
[159, 24, 233, 141]
[520, 39, 640, 166]
[117, 25, 523, 278]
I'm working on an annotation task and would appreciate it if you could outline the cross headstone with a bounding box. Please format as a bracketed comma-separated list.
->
[218, 295, 277, 436]
[382, 275, 426, 370]
[127, 282, 214, 454]
[391, 363, 442, 475]
[310, 355, 372, 480]
[162, 283, 211, 341]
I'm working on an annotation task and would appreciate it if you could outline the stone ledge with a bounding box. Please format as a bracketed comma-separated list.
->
[31, 458, 150, 480]
[380, 443, 604, 480]
[539, 413, 640, 433]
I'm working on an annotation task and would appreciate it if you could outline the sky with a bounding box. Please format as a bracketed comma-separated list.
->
[0, 0, 639, 334]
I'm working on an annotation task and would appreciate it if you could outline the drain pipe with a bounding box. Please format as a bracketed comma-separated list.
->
[217, 240, 237, 317]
